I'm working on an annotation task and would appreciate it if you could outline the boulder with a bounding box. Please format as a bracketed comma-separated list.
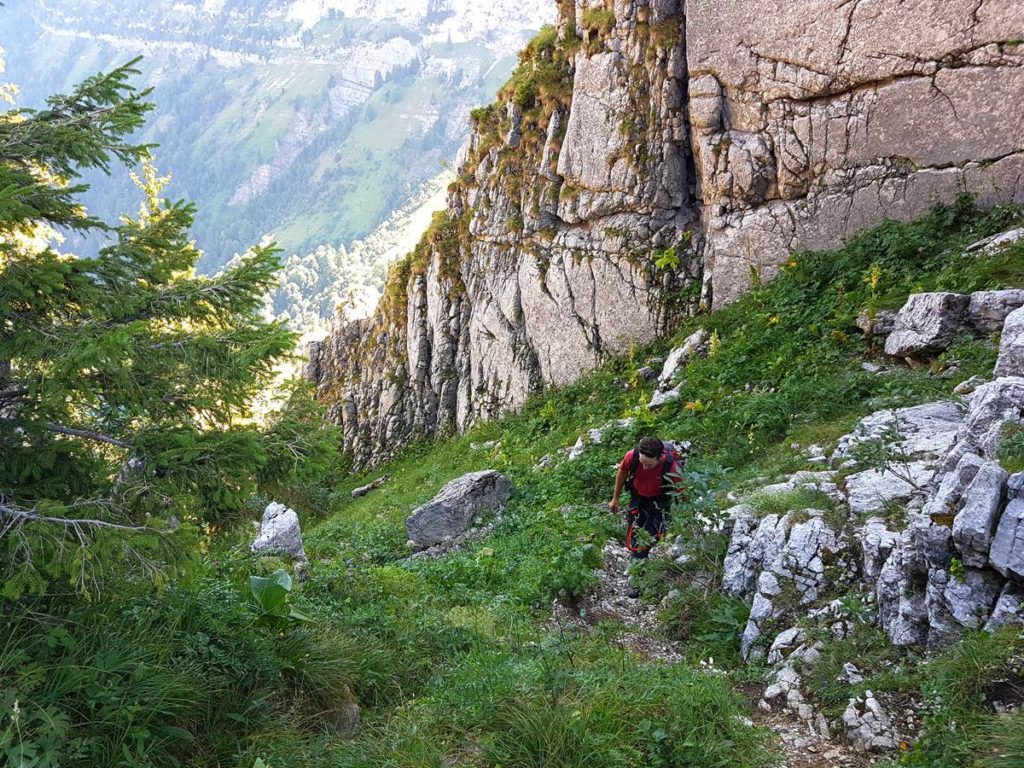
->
[884, 292, 969, 358]
[958, 378, 1024, 457]
[877, 550, 929, 647]
[405, 470, 513, 550]
[951, 460, 1007, 567]
[767, 627, 806, 665]
[722, 507, 792, 599]
[858, 517, 899, 583]
[251, 502, 307, 562]
[968, 289, 1024, 334]
[985, 582, 1024, 631]
[966, 227, 1024, 254]
[995, 306, 1024, 377]
[941, 567, 1003, 631]
[923, 451, 984, 521]
[833, 401, 964, 465]
[990, 498, 1024, 580]
[648, 382, 683, 410]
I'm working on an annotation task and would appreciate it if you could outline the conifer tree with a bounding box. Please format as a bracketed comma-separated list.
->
[0, 56, 337, 595]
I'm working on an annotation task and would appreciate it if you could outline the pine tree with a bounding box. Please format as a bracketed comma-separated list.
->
[0, 57, 337, 595]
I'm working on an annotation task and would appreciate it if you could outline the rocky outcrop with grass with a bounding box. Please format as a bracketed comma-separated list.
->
[309, 0, 1024, 466]
[707, 294, 1024, 751]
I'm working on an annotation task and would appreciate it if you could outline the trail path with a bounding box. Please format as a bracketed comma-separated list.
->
[549, 526, 872, 768]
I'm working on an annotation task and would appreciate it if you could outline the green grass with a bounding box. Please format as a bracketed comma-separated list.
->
[900, 629, 1024, 767]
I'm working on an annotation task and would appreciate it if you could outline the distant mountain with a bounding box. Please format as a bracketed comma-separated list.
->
[3, 0, 553, 271]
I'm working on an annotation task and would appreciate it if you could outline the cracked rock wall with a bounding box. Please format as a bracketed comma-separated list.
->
[308, 0, 699, 466]
[688, 0, 1024, 308]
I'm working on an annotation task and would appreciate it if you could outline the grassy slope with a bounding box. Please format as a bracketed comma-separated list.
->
[4, 199, 1024, 767]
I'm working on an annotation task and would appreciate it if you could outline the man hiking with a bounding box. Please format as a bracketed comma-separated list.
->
[609, 436, 685, 598]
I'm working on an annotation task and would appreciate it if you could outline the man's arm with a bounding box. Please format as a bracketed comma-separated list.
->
[609, 465, 628, 513]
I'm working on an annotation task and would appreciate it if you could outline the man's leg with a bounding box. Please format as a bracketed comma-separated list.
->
[625, 499, 660, 598]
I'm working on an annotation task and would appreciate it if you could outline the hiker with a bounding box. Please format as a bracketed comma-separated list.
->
[608, 436, 685, 596]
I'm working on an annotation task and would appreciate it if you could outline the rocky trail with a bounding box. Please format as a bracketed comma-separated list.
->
[540, 512, 868, 767]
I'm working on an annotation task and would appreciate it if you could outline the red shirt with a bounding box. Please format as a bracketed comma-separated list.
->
[620, 449, 679, 498]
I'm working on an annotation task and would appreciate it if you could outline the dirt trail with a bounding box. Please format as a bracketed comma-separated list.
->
[550, 534, 872, 768]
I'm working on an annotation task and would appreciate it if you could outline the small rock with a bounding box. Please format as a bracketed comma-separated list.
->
[856, 308, 897, 337]
[636, 365, 658, 381]
[953, 375, 987, 395]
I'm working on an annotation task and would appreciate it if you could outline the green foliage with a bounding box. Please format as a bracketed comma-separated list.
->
[900, 629, 1024, 767]
[250, 569, 312, 626]
[802, 623, 913, 717]
[582, 7, 617, 38]
[655, 195, 1020, 469]
[0, 63, 336, 593]
[744, 486, 837, 518]
[979, 709, 1024, 768]
[997, 423, 1024, 473]
[653, 246, 680, 271]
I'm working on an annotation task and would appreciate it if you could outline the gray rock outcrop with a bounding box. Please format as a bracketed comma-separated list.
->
[724, 349, 1024, 656]
[405, 470, 513, 550]
[995, 306, 1024, 377]
[968, 290, 1024, 334]
[843, 692, 899, 753]
[690, 3, 1024, 309]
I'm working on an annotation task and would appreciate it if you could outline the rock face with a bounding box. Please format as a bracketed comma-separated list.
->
[308, 0, 1024, 466]
[691, 2, 1024, 308]
[405, 470, 513, 550]
[251, 502, 307, 563]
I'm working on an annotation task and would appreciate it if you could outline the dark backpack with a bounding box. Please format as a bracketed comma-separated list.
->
[625, 441, 688, 497]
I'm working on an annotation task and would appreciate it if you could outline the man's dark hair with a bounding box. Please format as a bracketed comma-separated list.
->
[637, 436, 664, 458]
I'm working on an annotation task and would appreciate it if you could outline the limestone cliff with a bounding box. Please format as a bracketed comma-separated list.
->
[308, 0, 1024, 467]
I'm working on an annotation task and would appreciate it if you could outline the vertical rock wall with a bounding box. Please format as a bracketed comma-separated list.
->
[309, 0, 1024, 467]
[688, 0, 1024, 307]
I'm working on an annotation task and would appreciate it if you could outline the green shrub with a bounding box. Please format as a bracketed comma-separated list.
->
[582, 7, 616, 37]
